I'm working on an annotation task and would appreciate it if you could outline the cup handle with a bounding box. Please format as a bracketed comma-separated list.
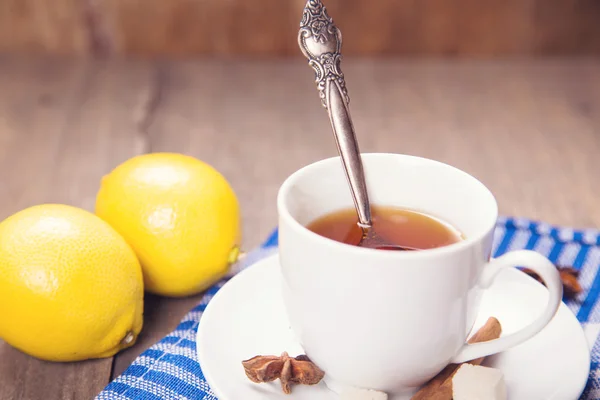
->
[450, 250, 563, 364]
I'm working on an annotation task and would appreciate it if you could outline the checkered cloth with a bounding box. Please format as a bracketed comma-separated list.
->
[96, 217, 600, 400]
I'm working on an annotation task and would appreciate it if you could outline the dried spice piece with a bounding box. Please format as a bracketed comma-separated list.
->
[242, 351, 325, 394]
[411, 317, 502, 400]
[559, 268, 583, 298]
[522, 266, 582, 299]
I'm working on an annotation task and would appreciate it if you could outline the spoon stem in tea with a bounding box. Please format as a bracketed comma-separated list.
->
[298, 0, 372, 229]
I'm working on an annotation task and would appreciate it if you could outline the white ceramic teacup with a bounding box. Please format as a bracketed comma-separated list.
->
[276, 153, 563, 398]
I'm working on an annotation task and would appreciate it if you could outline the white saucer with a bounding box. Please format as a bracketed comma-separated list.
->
[197, 254, 590, 400]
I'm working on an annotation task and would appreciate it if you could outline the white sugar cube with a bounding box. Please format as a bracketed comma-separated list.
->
[340, 386, 388, 400]
[452, 364, 507, 400]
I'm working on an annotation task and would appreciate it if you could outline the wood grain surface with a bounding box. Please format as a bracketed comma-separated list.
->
[0, 56, 599, 399]
[1, 0, 600, 56]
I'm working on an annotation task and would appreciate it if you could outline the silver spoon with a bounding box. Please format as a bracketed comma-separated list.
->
[298, 0, 416, 251]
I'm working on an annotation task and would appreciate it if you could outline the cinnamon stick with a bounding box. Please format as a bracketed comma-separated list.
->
[410, 317, 502, 400]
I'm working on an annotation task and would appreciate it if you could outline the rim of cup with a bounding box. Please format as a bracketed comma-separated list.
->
[276, 152, 499, 260]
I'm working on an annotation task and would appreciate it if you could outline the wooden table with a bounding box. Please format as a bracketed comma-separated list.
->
[0, 56, 599, 399]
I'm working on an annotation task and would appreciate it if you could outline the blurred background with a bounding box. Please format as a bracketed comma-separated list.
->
[0, 0, 599, 58]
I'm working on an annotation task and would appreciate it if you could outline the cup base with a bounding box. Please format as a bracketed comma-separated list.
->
[323, 375, 417, 400]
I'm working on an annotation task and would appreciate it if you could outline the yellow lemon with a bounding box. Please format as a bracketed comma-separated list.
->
[0, 204, 144, 362]
[95, 153, 241, 297]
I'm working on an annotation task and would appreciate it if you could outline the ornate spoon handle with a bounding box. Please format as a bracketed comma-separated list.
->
[298, 0, 372, 228]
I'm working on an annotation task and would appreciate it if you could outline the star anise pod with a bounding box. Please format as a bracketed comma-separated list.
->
[242, 352, 325, 394]
[522, 266, 582, 299]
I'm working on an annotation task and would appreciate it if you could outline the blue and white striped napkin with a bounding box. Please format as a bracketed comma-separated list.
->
[96, 217, 600, 400]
